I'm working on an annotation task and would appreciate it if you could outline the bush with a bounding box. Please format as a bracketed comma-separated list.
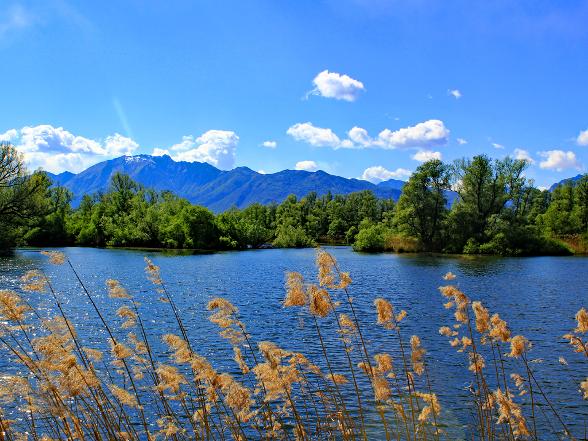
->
[273, 225, 315, 248]
[463, 238, 480, 254]
[352, 223, 385, 251]
[384, 233, 421, 253]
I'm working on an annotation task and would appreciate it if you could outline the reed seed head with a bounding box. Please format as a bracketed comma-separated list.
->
[233, 347, 250, 374]
[40, 251, 66, 265]
[110, 384, 138, 408]
[308, 285, 332, 317]
[374, 353, 393, 374]
[0, 290, 29, 322]
[489, 313, 511, 343]
[581, 379, 588, 399]
[443, 272, 457, 280]
[410, 335, 426, 376]
[472, 301, 490, 334]
[21, 270, 48, 293]
[374, 298, 395, 329]
[508, 335, 529, 358]
[494, 388, 530, 437]
[316, 249, 336, 288]
[117, 306, 137, 329]
[106, 279, 131, 299]
[575, 307, 588, 333]
[144, 257, 162, 285]
[284, 272, 306, 307]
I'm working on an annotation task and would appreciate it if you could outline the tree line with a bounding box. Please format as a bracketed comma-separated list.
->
[2, 142, 587, 255]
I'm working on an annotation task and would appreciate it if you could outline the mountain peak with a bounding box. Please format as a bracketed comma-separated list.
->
[52, 154, 403, 211]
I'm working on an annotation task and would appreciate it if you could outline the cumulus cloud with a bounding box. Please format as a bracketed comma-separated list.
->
[347, 126, 372, 147]
[539, 150, 580, 171]
[287, 122, 342, 147]
[412, 150, 442, 162]
[448, 89, 462, 99]
[295, 160, 319, 172]
[308, 70, 365, 102]
[152, 148, 170, 156]
[361, 166, 412, 183]
[513, 148, 535, 164]
[164, 130, 238, 170]
[457, 138, 468, 145]
[376, 120, 449, 149]
[492, 142, 505, 149]
[262, 140, 277, 149]
[0, 129, 18, 142]
[287, 119, 449, 151]
[577, 128, 588, 146]
[0, 125, 139, 173]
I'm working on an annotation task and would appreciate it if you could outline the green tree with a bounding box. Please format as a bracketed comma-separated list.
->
[24, 186, 73, 245]
[181, 205, 219, 249]
[0, 144, 52, 250]
[393, 159, 450, 251]
[537, 183, 580, 235]
[352, 220, 385, 252]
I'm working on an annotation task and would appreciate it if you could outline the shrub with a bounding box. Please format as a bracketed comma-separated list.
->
[352, 222, 385, 251]
[273, 225, 315, 248]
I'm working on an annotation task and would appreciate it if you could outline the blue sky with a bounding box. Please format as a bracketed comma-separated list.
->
[1, 0, 587, 187]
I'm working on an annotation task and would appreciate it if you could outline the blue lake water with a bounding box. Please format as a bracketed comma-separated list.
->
[1, 247, 587, 439]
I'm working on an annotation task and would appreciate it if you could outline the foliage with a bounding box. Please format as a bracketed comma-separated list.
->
[0, 143, 53, 250]
[393, 159, 450, 251]
[7, 153, 588, 256]
[352, 220, 386, 251]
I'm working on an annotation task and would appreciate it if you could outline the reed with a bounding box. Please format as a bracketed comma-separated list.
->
[0, 249, 585, 440]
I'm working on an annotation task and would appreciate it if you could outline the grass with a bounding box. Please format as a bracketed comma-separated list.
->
[0, 249, 586, 440]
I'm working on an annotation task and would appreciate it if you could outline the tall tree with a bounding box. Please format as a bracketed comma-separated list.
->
[393, 159, 451, 251]
[0, 143, 51, 250]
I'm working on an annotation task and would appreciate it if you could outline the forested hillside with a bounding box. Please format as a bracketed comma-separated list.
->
[2, 144, 584, 255]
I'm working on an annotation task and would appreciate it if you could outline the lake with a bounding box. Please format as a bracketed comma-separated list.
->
[1, 247, 587, 439]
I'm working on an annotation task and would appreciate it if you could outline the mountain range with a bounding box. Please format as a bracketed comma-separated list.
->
[47, 155, 407, 212]
[47, 154, 584, 212]
[549, 174, 585, 191]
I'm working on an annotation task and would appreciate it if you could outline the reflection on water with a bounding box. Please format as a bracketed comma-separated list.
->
[1, 247, 587, 439]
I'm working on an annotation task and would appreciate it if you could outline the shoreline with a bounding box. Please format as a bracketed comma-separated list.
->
[11, 244, 586, 258]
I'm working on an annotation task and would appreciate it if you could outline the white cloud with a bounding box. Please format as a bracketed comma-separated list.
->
[492, 142, 505, 149]
[262, 140, 277, 149]
[1, 125, 140, 173]
[347, 126, 372, 147]
[412, 150, 442, 162]
[577, 128, 588, 146]
[0, 128, 18, 142]
[295, 160, 319, 172]
[103, 133, 139, 156]
[375, 120, 449, 149]
[152, 148, 170, 157]
[169, 130, 238, 169]
[287, 119, 449, 150]
[539, 150, 580, 171]
[457, 138, 468, 145]
[449, 89, 462, 99]
[287, 122, 341, 148]
[513, 148, 535, 164]
[257, 169, 267, 174]
[361, 166, 412, 183]
[309, 70, 365, 102]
